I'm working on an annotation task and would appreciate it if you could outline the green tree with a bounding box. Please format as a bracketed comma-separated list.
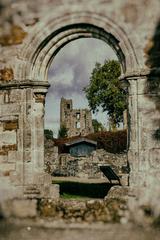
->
[44, 129, 54, 139]
[58, 125, 68, 138]
[92, 119, 105, 132]
[84, 60, 127, 128]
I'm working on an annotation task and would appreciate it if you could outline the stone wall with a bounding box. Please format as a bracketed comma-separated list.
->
[44, 143, 128, 185]
[0, 86, 59, 200]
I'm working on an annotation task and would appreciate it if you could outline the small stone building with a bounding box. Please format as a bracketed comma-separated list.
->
[65, 138, 97, 157]
[60, 97, 94, 137]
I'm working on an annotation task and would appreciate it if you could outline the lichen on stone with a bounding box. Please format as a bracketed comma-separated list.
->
[0, 25, 27, 46]
[0, 67, 14, 81]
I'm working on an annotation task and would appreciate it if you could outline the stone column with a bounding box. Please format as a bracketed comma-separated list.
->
[22, 81, 54, 197]
[23, 81, 59, 199]
[0, 81, 59, 200]
[127, 76, 140, 187]
[23, 88, 47, 184]
[125, 74, 160, 190]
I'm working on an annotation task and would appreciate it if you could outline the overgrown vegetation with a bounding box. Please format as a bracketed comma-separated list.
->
[87, 130, 127, 153]
[84, 60, 127, 129]
[92, 119, 105, 132]
[58, 125, 68, 138]
[61, 193, 91, 200]
[44, 129, 54, 139]
[54, 129, 127, 154]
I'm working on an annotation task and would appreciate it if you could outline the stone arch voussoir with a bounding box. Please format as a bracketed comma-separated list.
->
[16, 11, 141, 81]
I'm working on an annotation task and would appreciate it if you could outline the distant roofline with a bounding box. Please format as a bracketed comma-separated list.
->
[65, 137, 97, 146]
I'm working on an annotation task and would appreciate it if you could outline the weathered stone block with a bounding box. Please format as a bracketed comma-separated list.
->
[1, 131, 17, 146]
[1, 199, 37, 218]
[0, 185, 23, 202]
[8, 151, 20, 163]
[0, 144, 17, 155]
[149, 148, 160, 169]
[42, 184, 59, 199]
[0, 163, 15, 172]
[0, 149, 8, 156]
[3, 120, 18, 131]
[1, 104, 20, 116]
[33, 173, 51, 185]
[0, 163, 15, 176]
[10, 170, 22, 186]
[10, 90, 22, 102]
[33, 150, 44, 168]
[0, 155, 8, 163]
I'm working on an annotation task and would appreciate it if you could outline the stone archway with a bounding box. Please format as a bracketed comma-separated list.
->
[17, 12, 140, 81]
[0, 3, 159, 200]
[22, 12, 140, 195]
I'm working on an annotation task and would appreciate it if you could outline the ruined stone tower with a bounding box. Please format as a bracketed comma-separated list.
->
[60, 97, 94, 137]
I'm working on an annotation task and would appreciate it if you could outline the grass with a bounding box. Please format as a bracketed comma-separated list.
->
[53, 180, 112, 199]
[61, 193, 91, 200]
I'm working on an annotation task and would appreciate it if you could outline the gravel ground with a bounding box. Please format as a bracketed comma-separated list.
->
[0, 219, 160, 240]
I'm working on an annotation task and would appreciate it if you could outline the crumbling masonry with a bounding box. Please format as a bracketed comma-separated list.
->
[60, 97, 94, 137]
[0, 0, 160, 208]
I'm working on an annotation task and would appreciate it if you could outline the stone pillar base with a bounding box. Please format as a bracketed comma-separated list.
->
[23, 173, 60, 199]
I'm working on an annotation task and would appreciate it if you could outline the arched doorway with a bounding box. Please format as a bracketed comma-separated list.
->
[1, 11, 141, 198]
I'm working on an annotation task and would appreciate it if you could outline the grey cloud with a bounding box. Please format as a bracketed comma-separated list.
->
[47, 38, 117, 98]
[45, 38, 117, 135]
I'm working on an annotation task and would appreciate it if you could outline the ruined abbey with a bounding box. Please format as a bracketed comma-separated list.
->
[60, 97, 94, 137]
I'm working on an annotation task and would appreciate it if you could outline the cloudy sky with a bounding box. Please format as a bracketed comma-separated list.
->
[44, 38, 117, 137]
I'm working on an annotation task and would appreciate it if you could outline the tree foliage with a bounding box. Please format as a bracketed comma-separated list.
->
[58, 125, 68, 139]
[44, 129, 54, 139]
[92, 119, 105, 133]
[84, 60, 127, 127]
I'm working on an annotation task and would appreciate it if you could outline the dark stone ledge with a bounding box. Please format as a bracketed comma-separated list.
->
[0, 80, 50, 90]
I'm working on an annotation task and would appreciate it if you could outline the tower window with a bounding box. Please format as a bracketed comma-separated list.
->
[67, 104, 70, 109]
[76, 122, 81, 129]
[76, 113, 80, 119]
